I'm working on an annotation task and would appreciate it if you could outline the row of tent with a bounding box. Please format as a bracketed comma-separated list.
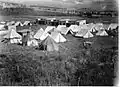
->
[0, 22, 118, 51]
[34, 23, 118, 39]
[0, 21, 32, 30]
[2, 28, 65, 51]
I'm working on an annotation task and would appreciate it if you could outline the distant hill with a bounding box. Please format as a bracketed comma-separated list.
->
[0, 8, 69, 16]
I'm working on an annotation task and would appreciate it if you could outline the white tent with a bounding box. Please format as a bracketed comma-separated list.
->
[101, 24, 109, 30]
[77, 20, 86, 25]
[83, 31, 94, 38]
[42, 36, 59, 52]
[4, 29, 22, 39]
[75, 29, 88, 37]
[8, 25, 16, 31]
[6, 21, 15, 26]
[50, 32, 66, 43]
[34, 28, 44, 40]
[87, 24, 96, 32]
[93, 23, 103, 31]
[0, 30, 9, 36]
[27, 39, 38, 47]
[68, 25, 80, 33]
[15, 21, 23, 26]
[0, 21, 6, 24]
[45, 26, 56, 33]
[75, 29, 94, 38]
[79, 24, 88, 30]
[96, 30, 108, 36]
[40, 32, 50, 41]
[56, 25, 66, 31]
[4, 29, 22, 44]
[23, 21, 32, 26]
[0, 24, 5, 30]
[60, 27, 70, 35]
[108, 23, 118, 30]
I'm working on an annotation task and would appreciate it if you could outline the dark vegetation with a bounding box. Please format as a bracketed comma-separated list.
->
[0, 42, 118, 86]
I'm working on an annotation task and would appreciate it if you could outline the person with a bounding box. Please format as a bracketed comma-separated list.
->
[22, 31, 29, 46]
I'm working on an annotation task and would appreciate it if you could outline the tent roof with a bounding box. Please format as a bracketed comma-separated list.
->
[108, 23, 118, 30]
[6, 21, 15, 26]
[96, 30, 108, 36]
[83, 31, 94, 38]
[68, 25, 80, 32]
[50, 32, 66, 43]
[34, 28, 44, 39]
[8, 25, 16, 31]
[23, 21, 31, 25]
[40, 32, 50, 41]
[77, 20, 86, 22]
[87, 24, 96, 31]
[93, 23, 103, 30]
[42, 36, 59, 51]
[4, 29, 22, 39]
[56, 25, 66, 31]
[60, 27, 70, 35]
[15, 21, 23, 26]
[79, 25, 88, 30]
[101, 24, 109, 30]
[0, 24, 5, 30]
[45, 26, 56, 33]
[75, 29, 88, 37]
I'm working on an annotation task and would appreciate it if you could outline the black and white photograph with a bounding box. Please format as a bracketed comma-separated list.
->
[0, 0, 118, 86]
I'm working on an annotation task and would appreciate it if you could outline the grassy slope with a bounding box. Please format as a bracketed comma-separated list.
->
[0, 22, 118, 86]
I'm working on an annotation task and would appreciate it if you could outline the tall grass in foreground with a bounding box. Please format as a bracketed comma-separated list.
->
[0, 46, 118, 86]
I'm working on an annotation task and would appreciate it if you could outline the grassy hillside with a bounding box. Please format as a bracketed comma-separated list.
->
[0, 30, 118, 86]
[0, 8, 74, 16]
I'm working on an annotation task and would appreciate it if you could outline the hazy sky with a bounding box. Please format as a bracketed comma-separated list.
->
[0, 0, 118, 10]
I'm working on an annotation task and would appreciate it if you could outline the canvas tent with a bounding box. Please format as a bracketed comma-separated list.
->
[75, 29, 94, 38]
[87, 24, 96, 32]
[101, 24, 109, 30]
[23, 21, 32, 26]
[17, 29, 31, 36]
[0, 24, 5, 30]
[8, 25, 16, 31]
[15, 21, 23, 26]
[60, 27, 70, 35]
[34, 28, 44, 40]
[45, 26, 56, 33]
[0, 30, 9, 36]
[50, 32, 67, 43]
[83, 31, 94, 38]
[56, 25, 66, 31]
[68, 25, 80, 33]
[6, 21, 15, 26]
[21, 31, 38, 46]
[27, 39, 38, 47]
[0, 21, 6, 24]
[77, 20, 86, 25]
[108, 23, 118, 30]
[42, 36, 59, 51]
[3, 29, 22, 44]
[96, 30, 108, 36]
[40, 32, 50, 41]
[93, 23, 103, 31]
[79, 24, 89, 30]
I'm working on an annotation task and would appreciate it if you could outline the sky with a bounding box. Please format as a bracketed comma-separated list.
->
[0, 0, 118, 10]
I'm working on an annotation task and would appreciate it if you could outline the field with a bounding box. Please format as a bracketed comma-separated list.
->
[0, 16, 118, 86]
